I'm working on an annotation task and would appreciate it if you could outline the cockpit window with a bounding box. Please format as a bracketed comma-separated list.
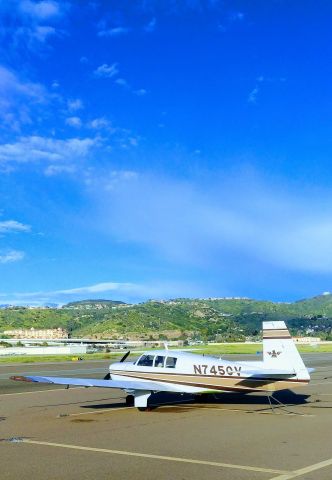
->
[137, 355, 154, 367]
[154, 355, 165, 367]
[165, 356, 177, 368]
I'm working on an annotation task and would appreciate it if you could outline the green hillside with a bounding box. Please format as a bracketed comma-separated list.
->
[1, 293, 332, 340]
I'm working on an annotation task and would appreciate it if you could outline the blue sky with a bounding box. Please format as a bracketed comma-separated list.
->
[1, 0, 332, 305]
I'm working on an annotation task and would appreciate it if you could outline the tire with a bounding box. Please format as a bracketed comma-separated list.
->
[125, 395, 134, 406]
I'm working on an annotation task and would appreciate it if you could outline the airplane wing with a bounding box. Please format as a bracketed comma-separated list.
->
[10, 375, 175, 392]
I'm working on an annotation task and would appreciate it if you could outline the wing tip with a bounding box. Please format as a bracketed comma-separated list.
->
[10, 375, 34, 383]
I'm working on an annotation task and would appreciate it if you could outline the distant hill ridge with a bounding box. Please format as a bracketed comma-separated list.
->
[1, 293, 332, 340]
[64, 299, 127, 307]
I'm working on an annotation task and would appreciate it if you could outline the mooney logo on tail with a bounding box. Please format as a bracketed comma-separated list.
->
[268, 350, 281, 358]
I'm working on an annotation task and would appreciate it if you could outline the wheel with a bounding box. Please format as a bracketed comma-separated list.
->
[137, 406, 153, 412]
[125, 395, 134, 406]
[195, 393, 210, 403]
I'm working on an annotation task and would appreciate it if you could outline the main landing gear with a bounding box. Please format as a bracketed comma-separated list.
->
[128, 391, 151, 411]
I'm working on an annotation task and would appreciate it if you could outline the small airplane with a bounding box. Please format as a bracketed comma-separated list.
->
[11, 321, 312, 411]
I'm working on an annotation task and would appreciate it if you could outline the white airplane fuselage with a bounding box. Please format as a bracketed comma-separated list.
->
[11, 321, 311, 410]
[109, 349, 309, 394]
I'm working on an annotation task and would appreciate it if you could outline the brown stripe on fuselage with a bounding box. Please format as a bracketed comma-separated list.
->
[263, 329, 292, 339]
[263, 328, 289, 331]
[263, 329, 290, 335]
[111, 369, 309, 393]
[263, 336, 292, 340]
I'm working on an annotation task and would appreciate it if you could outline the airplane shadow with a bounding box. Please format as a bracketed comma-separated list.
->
[82, 390, 315, 413]
[81, 401, 129, 410]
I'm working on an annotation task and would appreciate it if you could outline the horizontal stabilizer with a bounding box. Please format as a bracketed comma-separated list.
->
[10, 375, 175, 392]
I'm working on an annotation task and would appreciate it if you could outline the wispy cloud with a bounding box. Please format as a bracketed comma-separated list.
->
[67, 98, 84, 112]
[115, 78, 130, 88]
[0, 135, 98, 168]
[115, 77, 147, 97]
[94, 63, 119, 78]
[65, 116, 82, 128]
[0, 280, 198, 305]
[0, 64, 52, 132]
[248, 86, 259, 104]
[144, 18, 156, 32]
[248, 76, 286, 105]
[88, 170, 332, 275]
[229, 11, 244, 22]
[56, 282, 135, 295]
[88, 117, 113, 130]
[98, 26, 130, 37]
[0, 250, 25, 264]
[133, 88, 147, 96]
[0, 220, 31, 234]
[0, 65, 46, 101]
[93, 63, 147, 96]
[0, 0, 69, 54]
[19, 1, 63, 20]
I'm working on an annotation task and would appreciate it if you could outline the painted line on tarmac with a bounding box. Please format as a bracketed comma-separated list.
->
[66, 404, 314, 417]
[19, 439, 290, 475]
[269, 456, 332, 480]
[0, 387, 84, 397]
[67, 406, 132, 416]
[171, 405, 314, 417]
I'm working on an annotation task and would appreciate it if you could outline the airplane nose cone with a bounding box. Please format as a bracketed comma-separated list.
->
[109, 362, 121, 371]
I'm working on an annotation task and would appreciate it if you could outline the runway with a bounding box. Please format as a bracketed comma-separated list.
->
[1, 354, 332, 480]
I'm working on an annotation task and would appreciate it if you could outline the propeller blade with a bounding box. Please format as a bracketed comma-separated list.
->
[103, 350, 130, 379]
[120, 350, 130, 363]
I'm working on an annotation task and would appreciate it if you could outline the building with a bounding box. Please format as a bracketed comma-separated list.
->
[3, 327, 68, 339]
[293, 336, 321, 344]
[0, 345, 87, 356]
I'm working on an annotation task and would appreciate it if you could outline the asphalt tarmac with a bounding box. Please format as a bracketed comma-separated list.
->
[1, 353, 332, 480]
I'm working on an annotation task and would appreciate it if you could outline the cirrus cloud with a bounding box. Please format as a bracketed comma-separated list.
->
[0, 249, 25, 264]
[94, 63, 119, 78]
[89, 170, 332, 275]
[0, 220, 31, 234]
[0, 135, 98, 164]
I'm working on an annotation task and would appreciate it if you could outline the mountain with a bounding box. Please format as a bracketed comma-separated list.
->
[0, 294, 332, 340]
[64, 299, 128, 309]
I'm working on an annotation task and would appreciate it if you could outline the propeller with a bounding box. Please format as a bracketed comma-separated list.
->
[120, 350, 130, 362]
[103, 350, 130, 380]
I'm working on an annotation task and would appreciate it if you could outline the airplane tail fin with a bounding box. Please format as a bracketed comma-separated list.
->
[263, 321, 310, 380]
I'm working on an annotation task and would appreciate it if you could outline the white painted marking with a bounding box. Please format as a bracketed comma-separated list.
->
[313, 393, 332, 396]
[68, 406, 132, 416]
[270, 456, 332, 480]
[20, 439, 289, 474]
[171, 404, 314, 417]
